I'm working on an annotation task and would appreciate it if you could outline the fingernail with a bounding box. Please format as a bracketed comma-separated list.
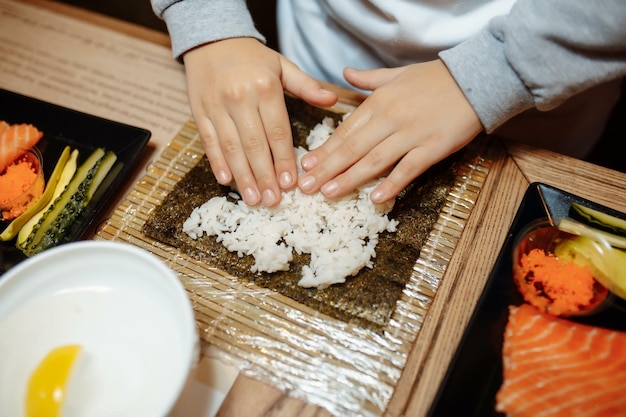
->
[301, 155, 318, 171]
[262, 189, 277, 206]
[279, 171, 293, 188]
[243, 187, 260, 205]
[370, 189, 386, 203]
[299, 175, 316, 192]
[216, 170, 230, 184]
[321, 180, 338, 196]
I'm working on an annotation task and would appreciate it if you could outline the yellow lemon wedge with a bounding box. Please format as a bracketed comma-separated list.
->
[25, 344, 82, 417]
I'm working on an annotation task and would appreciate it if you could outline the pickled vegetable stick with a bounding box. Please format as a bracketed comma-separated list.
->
[16, 149, 78, 246]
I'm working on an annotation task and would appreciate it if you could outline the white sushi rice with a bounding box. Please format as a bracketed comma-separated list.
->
[182, 117, 398, 289]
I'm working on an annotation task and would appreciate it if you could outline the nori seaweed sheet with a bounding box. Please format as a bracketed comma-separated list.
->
[143, 97, 460, 332]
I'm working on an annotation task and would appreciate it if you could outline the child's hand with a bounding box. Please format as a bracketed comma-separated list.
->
[297, 59, 483, 203]
[183, 37, 338, 206]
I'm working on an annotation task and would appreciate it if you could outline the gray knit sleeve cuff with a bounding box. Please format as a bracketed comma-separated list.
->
[161, 0, 265, 59]
[439, 30, 535, 133]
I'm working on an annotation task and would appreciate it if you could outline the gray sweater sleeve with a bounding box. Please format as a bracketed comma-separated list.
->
[440, 0, 626, 133]
[150, 0, 265, 59]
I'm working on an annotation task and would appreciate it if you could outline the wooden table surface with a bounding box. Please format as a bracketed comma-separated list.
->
[5, 2, 626, 416]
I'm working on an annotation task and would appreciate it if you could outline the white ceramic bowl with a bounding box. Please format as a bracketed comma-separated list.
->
[0, 241, 199, 417]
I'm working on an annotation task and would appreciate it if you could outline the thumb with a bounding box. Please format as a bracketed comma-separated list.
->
[280, 57, 338, 108]
[343, 66, 406, 91]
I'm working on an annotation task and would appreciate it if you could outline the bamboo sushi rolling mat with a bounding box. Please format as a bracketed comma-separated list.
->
[95, 119, 496, 417]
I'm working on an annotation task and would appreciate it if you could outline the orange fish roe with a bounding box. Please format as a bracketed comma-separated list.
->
[514, 248, 606, 316]
[0, 152, 44, 220]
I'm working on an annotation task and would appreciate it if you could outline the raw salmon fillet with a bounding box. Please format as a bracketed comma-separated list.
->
[0, 122, 43, 173]
[496, 304, 626, 417]
[0, 121, 9, 136]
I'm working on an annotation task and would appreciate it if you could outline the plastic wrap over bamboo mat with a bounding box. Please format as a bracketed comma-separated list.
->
[96, 109, 495, 417]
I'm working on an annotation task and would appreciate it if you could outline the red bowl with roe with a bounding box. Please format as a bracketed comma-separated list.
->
[0, 148, 45, 221]
[511, 220, 611, 317]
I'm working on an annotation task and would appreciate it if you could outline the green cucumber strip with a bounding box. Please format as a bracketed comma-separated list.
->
[570, 202, 626, 238]
[29, 150, 117, 255]
[19, 148, 106, 256]
[16, 148, 79, 246]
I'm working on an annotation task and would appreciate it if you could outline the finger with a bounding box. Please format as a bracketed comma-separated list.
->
[298, 112, 391, 194]
[300, 106, 373, 172]
[281, 58, 339, 108]
[370, 143, 446, 204]
[317, 134, 401, 199]
[230, 107, 282, 206]
[343, 67, 405, 91]
[195, 116, 233, 185]
[320, 137, 447, 204]
[258, 94, 298, 191]
[213, 71, 288, 206]
[211, 111, 262, 206]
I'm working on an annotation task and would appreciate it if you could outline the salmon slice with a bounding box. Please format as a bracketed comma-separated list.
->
[0, 121, 9, 136]
[0, 123, 43, 173]
[496, 304, 626, 417]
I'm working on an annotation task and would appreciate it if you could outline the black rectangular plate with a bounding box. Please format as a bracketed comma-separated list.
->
[427, 182, 626, 417]
[0, 88, 150, 274]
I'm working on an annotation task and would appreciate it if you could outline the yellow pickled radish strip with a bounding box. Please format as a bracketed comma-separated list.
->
[25, 344, 82, 417]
